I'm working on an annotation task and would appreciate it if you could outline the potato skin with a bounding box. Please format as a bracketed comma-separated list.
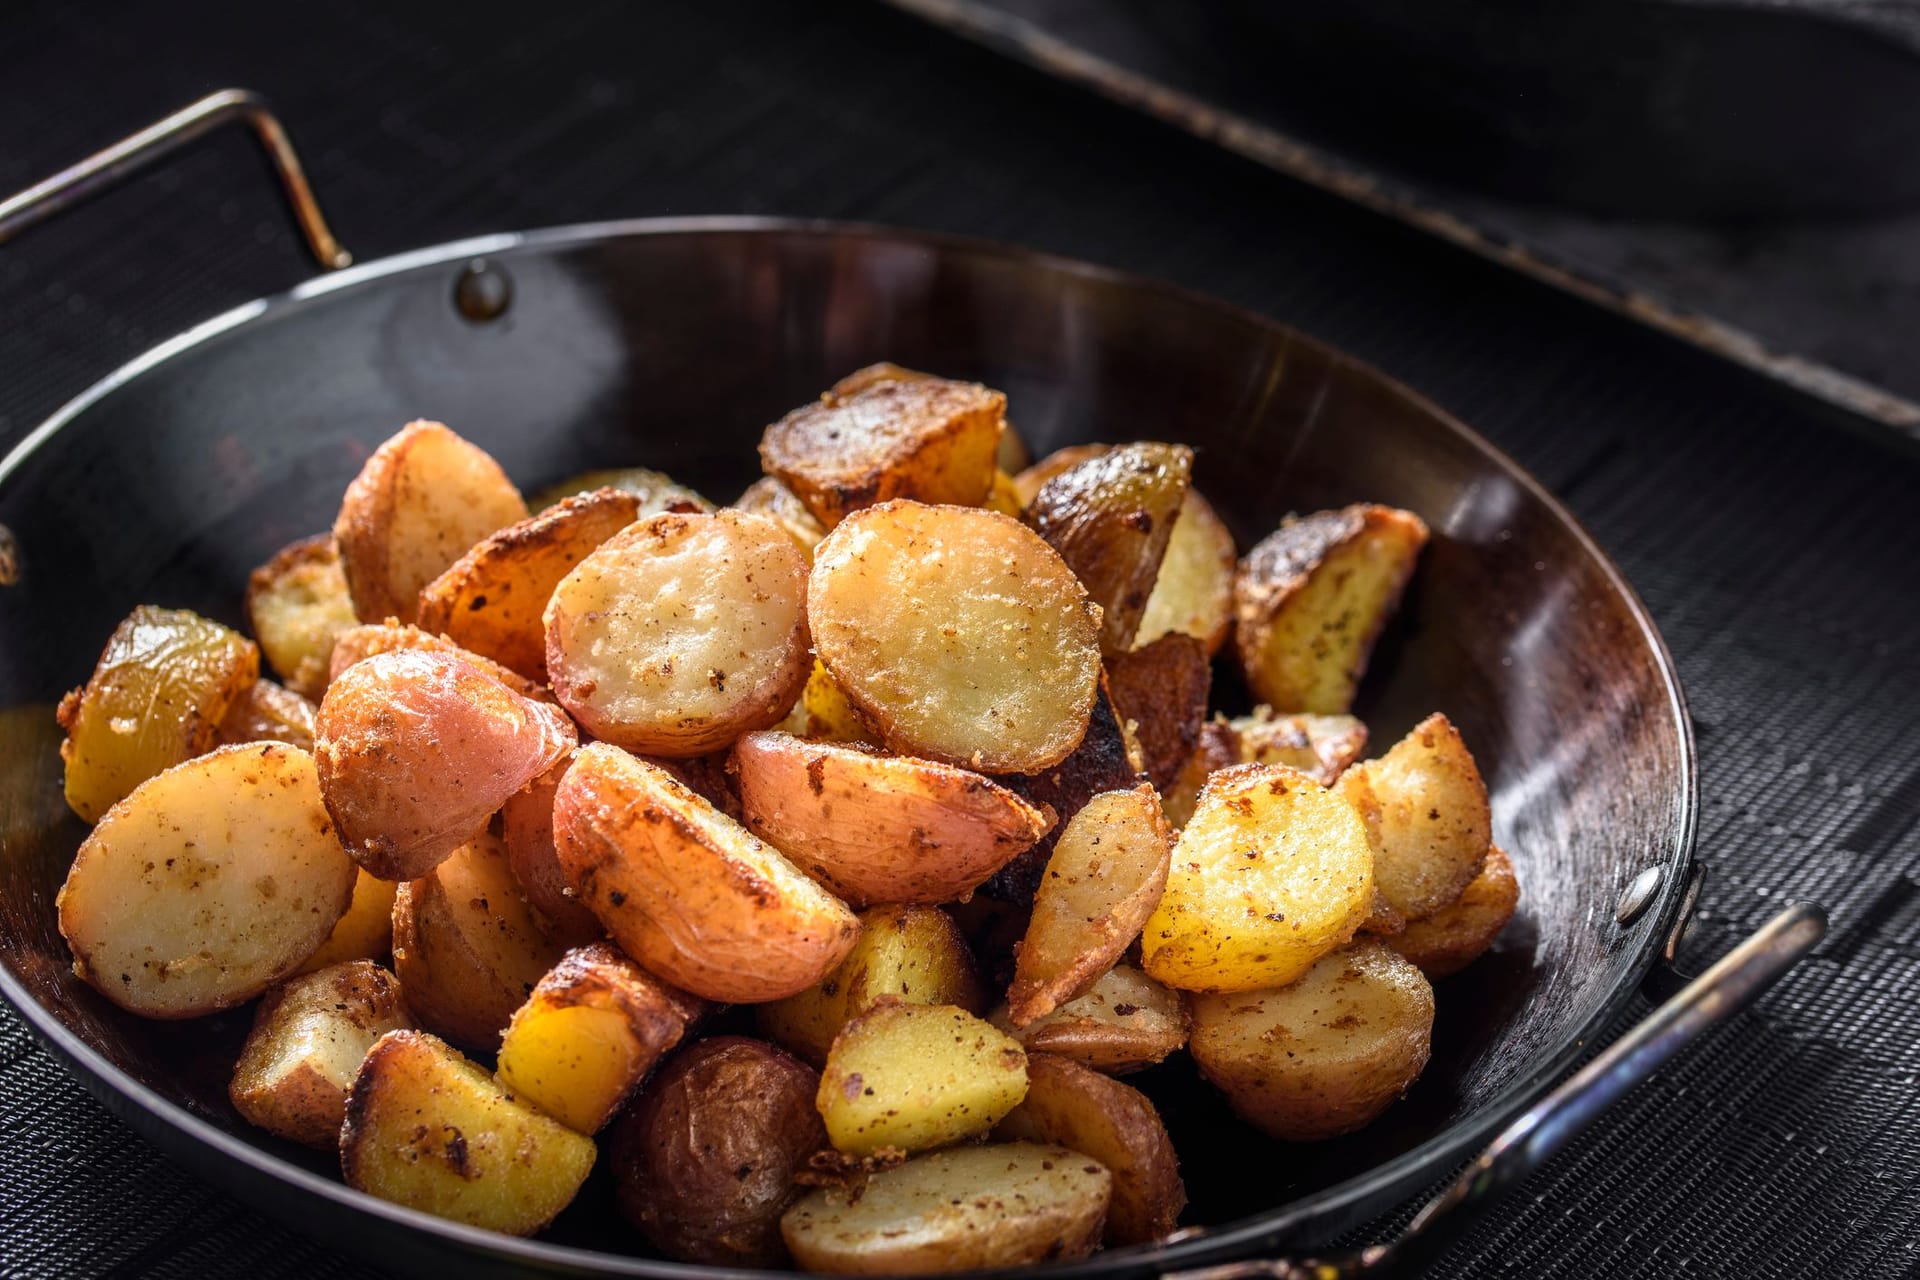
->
[229, 960, 410, 1147]
[1107, 633, 1212, 793]
[246, 534, 357, 699]
[528, 466, 713, 516]
[612, 1036, 826, 1266]
[499, 757, 603, 946]
[216, 679, 317, 751]
[1012, 443, 1112, 508]
[993, 964, 1189, 1075]
[1390, 844, 1520, 978]
[327, 620, 552, 703]
[1161, 717, 1240, 830]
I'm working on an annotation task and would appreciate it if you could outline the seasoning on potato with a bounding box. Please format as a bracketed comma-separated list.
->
[1390, 844, 1521, 978]
[817, 999, 1029, 1156]
[991, 964, 1190, 1076]
[1341, 712, 1493, 925]
[229, 960, 410, 1147]
[246, 534, 357, 700]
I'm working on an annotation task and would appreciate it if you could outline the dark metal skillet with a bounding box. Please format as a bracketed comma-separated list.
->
[0, 92, 1824, 1279]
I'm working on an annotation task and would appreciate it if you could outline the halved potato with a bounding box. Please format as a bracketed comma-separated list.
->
[1107, 633, 1211, 793]
[326, 620, 552, 703]
[1233, 503, 1428, 714]
[545, 510, 811, 757]
[216, 678, 317, 751]
[57, 742, 357, 1017]
[296, 869, 400, 974]
[759, 904, 986, 1066]
[817, 999, 1028, 1156]
[230, 960, 410, 1147]
[1390, 845, 1519, 978]
[246, 535, 357, 699]
[993, 964, 1188, 1075]
[58, 606, 259, 823]
[341, 1029, 595, 1234]
[552, 743, 859, 1002]
[1135, 488, 1237, 656]
[735, 475, 828, 558]
[809, 501, 1103, 775]
[315, 649, 577, 881]
[1189, 940, 1434, 1141]
[499, 757, 603, 946]
[1140, 763, 1374, 993]
[333, 421, 528, 625]
[994, 1053, 1184, 1244]
[1012, 443, 1112, 508]
[415, 487, 642, 679]
[730, 731, 1053, 907]
[496, 942, 706, 1133]
[1161, 718, 1239, 830]
[761, 372, 1005, 527]
[528, 466, 713, 515]
[1231, 708, 1369, 785]
[1008, 785, 1171, 1027]
[1340, 713, 1491, 923]
[781, 1142, 1110, 1273]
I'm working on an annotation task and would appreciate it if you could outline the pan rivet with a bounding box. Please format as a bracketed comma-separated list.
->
[453, 259, 512, 322]
[0, 524, 20, 586]
[1616, 866, 1664, 925]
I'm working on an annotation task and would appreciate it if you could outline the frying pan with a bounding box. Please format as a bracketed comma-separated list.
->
[0, 92, 1823, 1279]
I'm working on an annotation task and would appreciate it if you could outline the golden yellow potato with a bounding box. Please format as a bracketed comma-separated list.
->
[216, 678, 317, 751]
[796, 658, 874, 744]
[1230, 708, 1369, 784]
[993, 964, 1188, 1075]
[1390, 844, 1520, 978]
[296, 869, 399, 974]
[229, 960, 410, 1147]
[326, 620, 552, 703]
[246, 534, 357, 699]
[1341, 712, 1492, 923]
[528, 466, 713, 515]
[1136, 488, 1237, 657]
[817, 1000, 1028, 1156]
[499, 757, 603, 947]
[1106, 633, 1211, 793]
[983, 469, 1025, 516]
[734, 475, 827, 558]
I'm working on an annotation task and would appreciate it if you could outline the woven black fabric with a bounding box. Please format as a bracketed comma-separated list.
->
[1, 1, 1915, 1277]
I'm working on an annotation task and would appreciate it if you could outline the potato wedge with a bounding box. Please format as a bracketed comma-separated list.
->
[1231, 708, 1369, 785]
[315, 649, 577, 881]
[612, 1036, 826, 1266]
[529, 466, 713, 515]
[759, 904, 986, 1066]
[1390, 845, 1519, 978]
[230, 961, 410, 1147]
[216, 678, 317, 751]
[58, 606, 259, 823]
[994, 1053, 1184, 1244]
[1107, 633, 1211, 793]
[416, 487, 642, 680]
[817, 1000, 1028, 1156]
[1161, 717, 1240, 830]
[795, 658, 875, 744]
[993, 964, 1188, 1075]
[1012, 443, 1111, 508]
[545, 510, 811, 757]
[296, 869, 400, 974]
[57, 742, 357, 1017]
[333, 421, 528, 625]
[1136, 488, 1237, 657]
[761, 373, 1005, 528]
[497, 942, 705, 1133]
[1233, 503, 1428, 714]
[1141, 763, 1374, 993]
[553, 743, 858, 1003]
[1340, 713, 1492, 922]
[1027, 442, 1193, 657]
[1008, 785, 1171, 1027]
[781, 1142, 1109, 1273]
[735, 475, 828, 558]
[499, 758, 603, 946]
[341, 1029, 595, 1234]
[326, 620, 551, 703]
[1189, 940, 1434, 1141]
[810, 501, 1103, 776]
[246, 534, 357, 699]
[730, 731, 1053, 907]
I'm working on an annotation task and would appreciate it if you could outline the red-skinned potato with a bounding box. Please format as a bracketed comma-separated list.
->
[499, 757, 602, 947]
[326, 621, 553, 703]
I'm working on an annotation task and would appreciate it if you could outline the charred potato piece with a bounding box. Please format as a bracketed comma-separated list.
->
[229, 961, 410, 1147]
[416, 487, 641, 680]
[528, 466, 713, 515]
[341, 1029, 595, 1234]
[1390, 845, 1519, 978]
[994, 964, 1188, 1075]
[1107, 633, 1211, 793]
[781, 1142, 1110, 1273]
[333, 421, 528, 625]
[613, 1036, 826, 1266]
[1233, 503, 1428, 714]
[58, 606, 259, 823]
[734, 475, 828, 557]
[1230, 708, 1369, 785]
[1008, 785, 1171, 1027]
[326, 620, 551, 703]
[1136, 488, 1237, 657]
[1161, 718, 1240, 830]
[809, 501, 1103, 775]
[499, 757, 603, 947]
[730, 731, 1053, 907]
[1012, 443, 1112, 508]
[1340, 713, 1492, 923]
[296, 869, 400, 974]
[1141, 763, 1374, 993]
[246, 535, 357, 699]
[57, 742, 357, 1017]
[818, 999, 1028, 1156]
[1189, 940, 1434, 1141]
[216, 678, 317, 751]
[759, 904, 986, 1067]
[497, 942, 705, 1133]
[553, 743, 859, 1003]
[545, 510, 811, 757]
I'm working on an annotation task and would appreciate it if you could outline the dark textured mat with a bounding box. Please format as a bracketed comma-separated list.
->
[1, 2, 1916, 1277]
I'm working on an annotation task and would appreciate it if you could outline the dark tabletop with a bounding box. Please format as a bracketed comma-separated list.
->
[2, 2, 1917, 1277]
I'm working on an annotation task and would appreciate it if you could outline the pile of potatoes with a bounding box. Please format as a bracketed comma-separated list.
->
[52, 363, 1518, 1272]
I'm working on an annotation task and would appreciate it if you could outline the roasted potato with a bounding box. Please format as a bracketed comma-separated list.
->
[735, 475, 828, 558]
[817, 999, 1028, 1156]
[761, 371, 1005, 528]
[1008, 785, 1171, 1027]
[793, 658, 875, 744]
[553, 743, 859, 1003]
[499, 758, 603, 946]
[1011, 443, 1112, 508]
[315, 649, 577, 881]
[1136, 488, 1237, 657]
[296, 869, 399, 974]
[1140, 763, 1374, 993]
[216, 678, 317, 751]
[730, 731, 1053, 907]
[246, 535, 357, 699]
[326, 620, 551, 703]
[229, 960, 410, 1147]
[993, 964, 1188, 1075]
[1233, 503, 1428, 714]
[1390, 844, 1519, 978]
[781, 1142, 1110, 1273]
[1340, 713, 1491, 923]
[496, 942, 705, 1133]
[1161, 717, 1240, 830]
[57, 742, 357, 1017]
[1107, 633, 1211, 793]
[1189, 939, 1434, 1141]
[341, 1029, 595, 1234]
[58, 606, 259, 823]
[392, 828, 566, 1049]
[1231, 708, 1369, 785]
[995, 1053, 1184, 1244]
[612, 1036, 826, 1266]
[415, 487, 642, 679]
[333, 421, 528, 625]
[759, 904, 986, 1066]
[545, 509, 811, 757]
[528, 466, 713, 515]
[808, 501, 1103, 775]
[1027, 442, 1193, 657]
[984, 468, 1025, 516]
